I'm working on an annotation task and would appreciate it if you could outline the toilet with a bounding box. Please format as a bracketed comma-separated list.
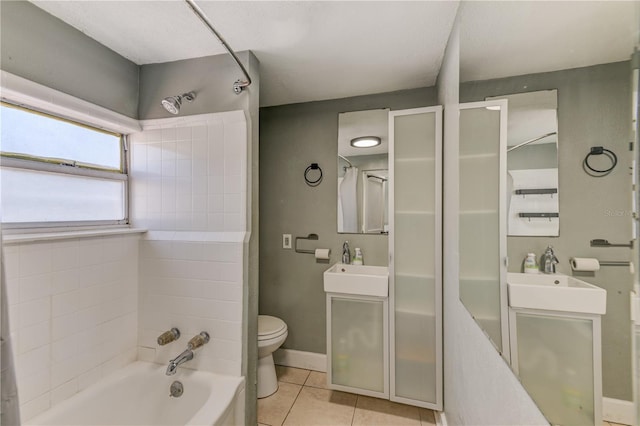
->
[257, 315, 288, 398]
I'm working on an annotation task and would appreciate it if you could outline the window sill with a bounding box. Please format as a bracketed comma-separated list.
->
[2, 227, 147, 245]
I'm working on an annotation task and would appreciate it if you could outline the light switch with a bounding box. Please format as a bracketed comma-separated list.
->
[283, 234, 292, 249]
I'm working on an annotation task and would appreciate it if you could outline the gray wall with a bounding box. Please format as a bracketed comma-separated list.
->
[139, 52, 255, 119]
[461, 61, 634, 401]
[260, 88, 437, 354]
[0, 1, 139, 118]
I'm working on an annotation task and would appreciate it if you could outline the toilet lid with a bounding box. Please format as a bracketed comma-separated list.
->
[258, 315, 287, 338]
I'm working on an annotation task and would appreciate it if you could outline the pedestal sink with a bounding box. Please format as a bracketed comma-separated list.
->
[507, 272, 606, 314]
[323, 263, 389, 297]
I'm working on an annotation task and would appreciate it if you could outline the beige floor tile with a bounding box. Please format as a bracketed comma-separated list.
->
[276, 365, 311, 385]
[258, 424, 270, 426]
[352, 395, 422, 426]
[419, 408, 437, 426]
[257, 382, 302, 426]
[304, 371, 328, 389]
[283, 386, 357, 426]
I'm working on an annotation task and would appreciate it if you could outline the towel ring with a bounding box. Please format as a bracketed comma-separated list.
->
[583, 146, 617, 177]
[304, 163, 323, 186]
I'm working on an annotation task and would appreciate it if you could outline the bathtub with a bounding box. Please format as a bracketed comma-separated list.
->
[27, 361, 245, 426]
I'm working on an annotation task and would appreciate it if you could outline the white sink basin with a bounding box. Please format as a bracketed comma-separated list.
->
[323, 263, 389, 297]
[507, 272, 606, 315]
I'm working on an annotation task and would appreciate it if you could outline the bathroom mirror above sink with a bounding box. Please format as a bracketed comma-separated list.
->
[487, 90, 560, 237]
[337, 109, 390, 234]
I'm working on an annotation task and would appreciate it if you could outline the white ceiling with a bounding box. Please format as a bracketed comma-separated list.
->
[29, 1, 639, 107]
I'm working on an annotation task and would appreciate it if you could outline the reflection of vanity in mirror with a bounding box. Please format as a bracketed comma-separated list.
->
[337, 109, 389, 234]
[459, 3, 638, 426]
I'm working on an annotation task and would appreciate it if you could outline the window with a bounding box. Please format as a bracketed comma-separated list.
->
[0, 102, 128, 226]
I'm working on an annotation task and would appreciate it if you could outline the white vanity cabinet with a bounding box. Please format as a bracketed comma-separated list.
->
[509, 309, 603, 426]
[325, 106, 443, 409]
[326, 293, 389, 398]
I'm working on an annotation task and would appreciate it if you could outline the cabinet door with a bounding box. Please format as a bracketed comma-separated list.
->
[389, 106, 442, 409]
[511, 311, 599, 426]
[458, 101, 509, 360]
[328, 295, 388, 398]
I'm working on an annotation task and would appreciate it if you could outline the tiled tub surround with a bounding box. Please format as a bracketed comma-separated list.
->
[137, 237, 244, 376]
[129, 110, 248, 232]
[131, 111, 249, 377]
[3, 235, 140, 421]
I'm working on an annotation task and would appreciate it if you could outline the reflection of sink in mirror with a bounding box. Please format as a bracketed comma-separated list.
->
[507, 272, 606, 314]
[323, 263, 388, 297]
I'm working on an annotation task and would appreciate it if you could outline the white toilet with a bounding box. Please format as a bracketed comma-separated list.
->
[257, 315, 288, 398]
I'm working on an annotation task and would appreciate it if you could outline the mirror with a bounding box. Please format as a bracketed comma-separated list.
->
[337, 109, 390, 234]
[459, 2, 638, 424]
[487, 90, 560, 237]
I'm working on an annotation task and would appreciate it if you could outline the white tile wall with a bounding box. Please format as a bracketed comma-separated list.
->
[130, 111, 248, 378]
[3, 235, 140, 421]
[138, 239, 243, 376]
[130, 111, 248, 233]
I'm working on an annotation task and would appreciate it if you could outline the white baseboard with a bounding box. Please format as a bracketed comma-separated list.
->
[435, 411, 447, 426]
[273, 349, 327, 372]
[603, 397, 635, 425]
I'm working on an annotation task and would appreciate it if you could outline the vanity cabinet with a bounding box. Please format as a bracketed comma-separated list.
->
[326, 293, 389, 398]
[325, 106, 443, 409]
[509, 308, 603, 426]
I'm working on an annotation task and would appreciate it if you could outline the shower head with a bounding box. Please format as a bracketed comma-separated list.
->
[161, 91, 196, 115]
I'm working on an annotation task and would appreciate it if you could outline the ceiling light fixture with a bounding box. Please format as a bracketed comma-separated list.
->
[350, 136, 381, 148]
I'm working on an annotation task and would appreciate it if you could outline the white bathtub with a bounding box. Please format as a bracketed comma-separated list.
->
[27, 362, 245, 426]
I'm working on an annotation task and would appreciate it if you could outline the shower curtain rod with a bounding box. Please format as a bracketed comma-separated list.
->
[507, 132, 557, 153]
[185, 0, 252, 94]
[338, 155, 353, 167]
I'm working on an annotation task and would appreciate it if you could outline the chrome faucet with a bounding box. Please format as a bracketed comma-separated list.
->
[165, 331, 210, 376]
[342, 241, 351, 264]
[540, 245, 559, 274]
[166, 348, 193, 376]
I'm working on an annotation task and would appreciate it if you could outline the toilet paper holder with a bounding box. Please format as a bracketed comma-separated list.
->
[590, 238, 633, 248]
[295, 233, 319, 254]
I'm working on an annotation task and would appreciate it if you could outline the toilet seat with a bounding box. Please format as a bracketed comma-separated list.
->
[258, 315, 287, 340]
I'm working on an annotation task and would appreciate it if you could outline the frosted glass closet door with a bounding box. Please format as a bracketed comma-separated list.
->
[389, 106, 442, 409]
[458, 101, 508, 359]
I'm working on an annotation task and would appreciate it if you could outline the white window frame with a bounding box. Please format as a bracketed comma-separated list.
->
[0, 70, 141, 231]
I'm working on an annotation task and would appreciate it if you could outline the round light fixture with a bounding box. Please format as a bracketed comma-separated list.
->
[350, 136, 381, 148]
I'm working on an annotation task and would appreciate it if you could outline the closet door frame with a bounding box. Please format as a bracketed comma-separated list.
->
[389, 106, 443, 410]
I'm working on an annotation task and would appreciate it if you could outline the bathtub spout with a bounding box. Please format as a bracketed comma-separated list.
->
[166, 349, 194, 376]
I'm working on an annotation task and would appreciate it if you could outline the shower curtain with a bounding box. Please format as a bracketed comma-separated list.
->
[340, 167, 359, 233]
[1, 229, 20, 426]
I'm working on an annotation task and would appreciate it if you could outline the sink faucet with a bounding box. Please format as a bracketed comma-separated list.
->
[540, 246, 559, 274]
[165, 332, 209, 376]
[166, 348, 193, 375]
[342, 241, 351, 264]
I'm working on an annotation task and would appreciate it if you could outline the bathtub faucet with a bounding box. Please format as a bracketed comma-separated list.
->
[166, 349, 193, 375]
[165, 332, 210, 376]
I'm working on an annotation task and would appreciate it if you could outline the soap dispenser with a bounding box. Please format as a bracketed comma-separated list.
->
[524, 253, 538, 274]
[352, 248, 363, 265]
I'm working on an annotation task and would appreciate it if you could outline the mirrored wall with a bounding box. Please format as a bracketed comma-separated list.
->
[459, 2, 639, 425]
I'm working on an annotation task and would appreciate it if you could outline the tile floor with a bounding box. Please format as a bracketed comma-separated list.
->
[258, 365, 437, 426]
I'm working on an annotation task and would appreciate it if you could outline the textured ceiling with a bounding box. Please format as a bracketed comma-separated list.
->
[30, 1, 460, 107]
[29, 1, 640, 107]
[460, 1, 639, 82]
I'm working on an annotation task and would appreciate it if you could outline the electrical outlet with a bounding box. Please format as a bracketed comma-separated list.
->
[282, 234, 292, 249]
